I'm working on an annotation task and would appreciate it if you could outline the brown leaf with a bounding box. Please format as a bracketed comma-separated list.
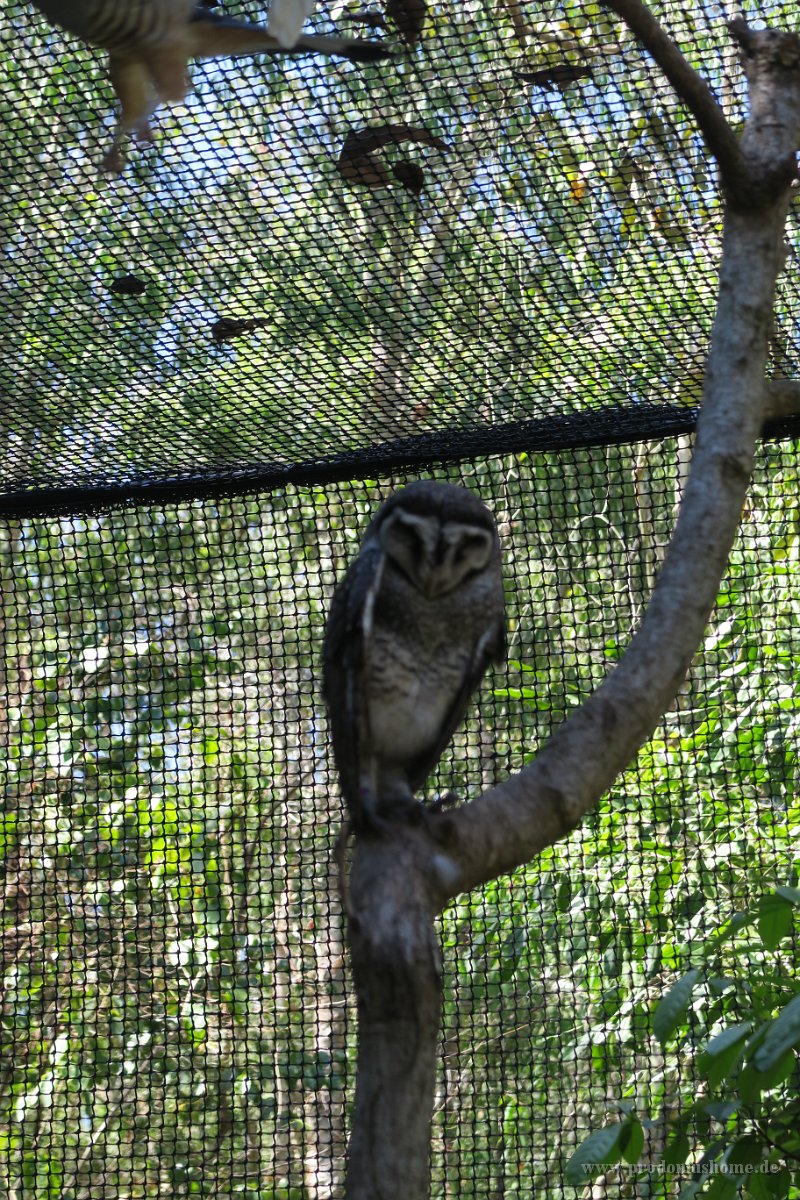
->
[211, 316, 269, 344]
[515, 64, 593, 91]
[386, 0, 427, 44]
[391, 160, 425, 195]
[109, 274, 148, 296]
[336, 123, 447, 191]
[569, 173, 588, 203]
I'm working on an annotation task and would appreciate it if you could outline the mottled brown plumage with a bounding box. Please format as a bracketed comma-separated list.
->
[31, 0, 391, 171]
[323, 481, 506, 834]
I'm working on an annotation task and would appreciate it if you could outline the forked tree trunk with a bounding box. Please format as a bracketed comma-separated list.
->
[341, 14, 800, 1199]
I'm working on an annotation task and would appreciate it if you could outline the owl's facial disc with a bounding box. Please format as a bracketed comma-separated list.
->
[439, 521, 493, 587]
[379, 509, 494, 598]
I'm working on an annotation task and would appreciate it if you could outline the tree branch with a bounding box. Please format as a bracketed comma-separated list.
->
[601, 0, 748, 193]
[341, 19, 800, 1200]
[344, 832, 444, 1199]
[765, 377, 800, 420]
[729, 19, 800, 195]
[443, 24, 800, 893]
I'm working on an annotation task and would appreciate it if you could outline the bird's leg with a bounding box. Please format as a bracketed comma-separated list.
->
[143, 43, 193, 104]
[103, 56, 158, 172]
[355, 762, 394, 837]
[354, 801, 394, 838]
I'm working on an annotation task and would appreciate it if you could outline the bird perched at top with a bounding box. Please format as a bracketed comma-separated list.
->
[323, 481, 506, 836]
[30, 0, 392, 172]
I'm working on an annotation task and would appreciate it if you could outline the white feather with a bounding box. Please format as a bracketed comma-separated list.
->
[267, 0, 319, 47]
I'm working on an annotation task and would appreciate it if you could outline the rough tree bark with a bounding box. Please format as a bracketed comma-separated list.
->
[342, 10, 800, 1199]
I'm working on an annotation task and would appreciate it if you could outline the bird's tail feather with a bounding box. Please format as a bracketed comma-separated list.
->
[189, 13, 391, 61]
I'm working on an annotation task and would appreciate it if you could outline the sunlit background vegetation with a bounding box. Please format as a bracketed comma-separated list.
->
[1, 0, 799, 1196]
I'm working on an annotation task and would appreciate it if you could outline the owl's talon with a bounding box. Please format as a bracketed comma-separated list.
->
[429, 791, 461, 814]
[352, 809, 394, 838]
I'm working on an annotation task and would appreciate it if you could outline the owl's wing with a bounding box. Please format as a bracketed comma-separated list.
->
[406, 616, 507, 795]
[322, 543, 384, 824]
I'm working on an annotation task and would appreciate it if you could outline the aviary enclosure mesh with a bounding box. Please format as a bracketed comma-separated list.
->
[1, 0, 798, 1197]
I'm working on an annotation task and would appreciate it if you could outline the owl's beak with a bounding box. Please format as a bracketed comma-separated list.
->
[420, 574, 452, 600]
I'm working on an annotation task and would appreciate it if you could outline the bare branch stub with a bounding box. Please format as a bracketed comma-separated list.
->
[728, 20, 800, 197]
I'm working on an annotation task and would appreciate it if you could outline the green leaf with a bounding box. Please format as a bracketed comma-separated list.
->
[752, 994, 800, 1071]
[739, 1051, 795, 1104]
[745, 1169, 772, 1200]
[654, 969, 700, 1044]
[704, 1176, 738, 1200]
[701, 1022, 752, 1088]
[726, 1134, 764, 1174]
[620, 1118, 644, 1165]
[706, 1022, 753, 1057]
[756, 894, 794, 950]
[664, 1131, 691, 1166]
[703, 1100, 738, 1122]
[766, 1166, 791, 1198]
[565, 1124, 624, 1185]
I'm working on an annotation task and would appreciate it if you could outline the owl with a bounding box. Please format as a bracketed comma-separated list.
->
[323, 481, 506, 834]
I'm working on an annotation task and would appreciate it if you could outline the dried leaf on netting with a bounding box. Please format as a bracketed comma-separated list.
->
[337, 147, 393, 188]
[649, 206, 691, 245]
[386, 0, 428, 44]
[340, 11, 389, 31]
[391, 160, 425, 195]
[569, 173, 588, 203]
[336, 124, 447, 190]
[109, 274, 148, 296]
[515, 64, 593, 91]
[211, 317, 270, 344]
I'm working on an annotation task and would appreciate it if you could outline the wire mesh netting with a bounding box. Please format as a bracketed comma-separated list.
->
[1, 0, 800, 1196]
[2, 445, 799, 1196]
[2, 0, 800, 507]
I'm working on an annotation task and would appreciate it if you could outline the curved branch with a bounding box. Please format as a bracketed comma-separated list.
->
[601, 0, 748, 194]
[342, 20, 800, 1200]
[443, 24, 800, 897]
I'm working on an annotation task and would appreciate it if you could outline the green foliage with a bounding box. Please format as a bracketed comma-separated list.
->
[573, 887, 800, 1196]
[436, 440, 800, 1197]
[2, 0, 800, 1196]
[2, 454, 800, 1197]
